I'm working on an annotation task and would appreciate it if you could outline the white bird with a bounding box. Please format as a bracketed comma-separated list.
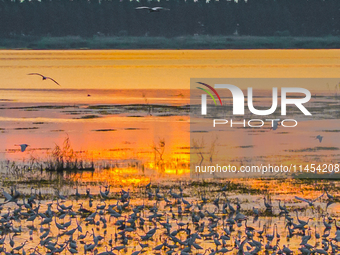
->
[15, 144, 29, 152]
[316, 135, 323, 143]
[271, 120, 280, 131]
[1, 188, 13, 202]
[295, 193, 323, 207]
[135, 6, 170, 12]
[28, 73, 60, 86]
[324, 188, 334, 200]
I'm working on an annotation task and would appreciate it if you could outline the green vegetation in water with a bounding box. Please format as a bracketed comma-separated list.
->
[76, 114, 101, 119]
[5, 105, 74, 110]
[1, 35, 340, 49]
[14, 127, 39, 130]
[3, 179, 64, 187]
[189, 180, 262, 195]
[62, 111, 82, 115]
[286, 147, 339, 152]
[93, 129, 117, 132]
[0, 99, 15, 102]
[45, 136, 94, 172]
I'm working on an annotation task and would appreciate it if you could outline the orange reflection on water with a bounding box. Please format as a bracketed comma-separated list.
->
[69, 167, 150, 186]
[2, 50, 340, 183]
[2, 50, 340, 90]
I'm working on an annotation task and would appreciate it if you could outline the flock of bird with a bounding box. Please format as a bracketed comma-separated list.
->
[0, 181, 339, 255]
[3, 52, 334, 255]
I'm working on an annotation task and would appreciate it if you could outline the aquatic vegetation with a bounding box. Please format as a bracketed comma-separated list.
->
[286, 147, 339, 152]
[92, 129, 117, 132]
[45, 136, 94, 172]
[50, 129, 65, 132]
[236, 145, 254, 148]
[76, 114, 101, 119]
[1, 51, 340, 254]
[13, 127, 39, 130]
[152, 138, 166, 172]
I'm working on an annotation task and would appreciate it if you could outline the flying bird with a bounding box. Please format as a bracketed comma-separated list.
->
[295, 194, 323, 207]
[15, 144, 29, 152]
[135, 7, 170, 12]
[270, 120, 280, 131]
[316, 135, 323, 143]
[28, 73, 60, 86]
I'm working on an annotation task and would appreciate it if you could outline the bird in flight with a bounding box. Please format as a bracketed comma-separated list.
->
[15, 144, 29, 152]
[295, 193, 323, 207]
[270, 120, 280, 131]
[316, 135, 323, 143]
[135, 7, 170, 12]
[28, 73, 60, 86]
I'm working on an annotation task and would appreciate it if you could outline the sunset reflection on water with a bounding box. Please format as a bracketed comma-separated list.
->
[2, 50, 340, 254]
[1, 50, 340, 184]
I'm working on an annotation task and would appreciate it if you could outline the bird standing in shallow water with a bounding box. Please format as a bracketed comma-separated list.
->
[2, 179, 340, 254]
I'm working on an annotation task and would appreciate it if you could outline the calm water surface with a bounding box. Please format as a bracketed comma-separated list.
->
[0, 50, 340, 254]
[1, 50, 340, 174]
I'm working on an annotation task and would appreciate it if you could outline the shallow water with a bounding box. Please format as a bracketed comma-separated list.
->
[1, 50, 340, 254]
[1, 180, 340, 254]
[1, 50, 340, 172]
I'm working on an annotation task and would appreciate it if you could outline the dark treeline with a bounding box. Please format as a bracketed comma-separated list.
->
[0, 0, 339, 38]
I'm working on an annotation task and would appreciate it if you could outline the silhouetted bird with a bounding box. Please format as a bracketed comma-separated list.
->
[316, 135, 323, 143]
[28, 73, 60, 86]
[15, 144, 29, 152]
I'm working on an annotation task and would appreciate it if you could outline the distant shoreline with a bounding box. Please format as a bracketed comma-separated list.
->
[1, 35, 340, 50]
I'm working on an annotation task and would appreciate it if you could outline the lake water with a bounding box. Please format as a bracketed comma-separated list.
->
[1, 50, 340, 254]
[1, 50, 340, 173]
[2, 50, 340, 90]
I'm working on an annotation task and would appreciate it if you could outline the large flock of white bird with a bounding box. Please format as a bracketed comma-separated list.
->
[0, 181, 339, 255]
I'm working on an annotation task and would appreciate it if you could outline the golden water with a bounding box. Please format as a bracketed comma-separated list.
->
[1, 50, 340, 254]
